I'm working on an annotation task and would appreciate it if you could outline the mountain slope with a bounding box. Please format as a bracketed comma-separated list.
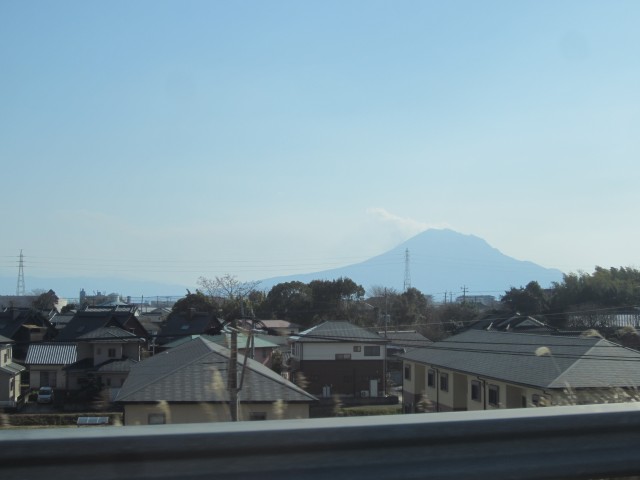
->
[259, 229, 564, 298]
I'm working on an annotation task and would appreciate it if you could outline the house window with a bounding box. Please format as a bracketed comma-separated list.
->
[404, 364, 411, 381]
[3, 352, 7, 363]
[148, 413, 166, 425]
[427, 369, 435, 388]
[10, 377, 15, 393]
[488, 385, 500, 406]
[532, 394, 546, 407]
[108, 348, 117, 358]
[471, 380, 482, 402]
[249, 412, 267, 421]
[363, 346, 380, 357]
[353, 346, 361, 352]
[335, 353, 351, 360]
[440, 373, 449, 392]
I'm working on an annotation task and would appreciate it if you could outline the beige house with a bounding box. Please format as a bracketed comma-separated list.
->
[25, 326, 142, 397]
[401, 330, 640, 413]
[0, 335, 25, 409]
[24, 343, 77, 390]
[116, 336, 317, 425]
[64, 326, 142, 400]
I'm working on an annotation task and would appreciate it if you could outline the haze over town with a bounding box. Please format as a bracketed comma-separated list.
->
[2, 1, 639, 295]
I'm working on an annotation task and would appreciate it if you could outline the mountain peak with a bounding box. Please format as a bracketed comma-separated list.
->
[260, 229, 563, 297]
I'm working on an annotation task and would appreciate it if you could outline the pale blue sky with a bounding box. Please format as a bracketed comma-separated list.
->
[1, 1, 639, 292]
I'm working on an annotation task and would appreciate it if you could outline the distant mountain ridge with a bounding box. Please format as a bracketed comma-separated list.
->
[0, 229, 564, 301]
[258, 229, 564, 299]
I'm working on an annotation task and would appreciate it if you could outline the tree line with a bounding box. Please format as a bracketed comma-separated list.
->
[173, 266, 640, 341]
[501, 266, 640, 331]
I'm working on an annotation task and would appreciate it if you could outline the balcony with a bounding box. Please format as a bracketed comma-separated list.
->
[1, 402, 640, 479]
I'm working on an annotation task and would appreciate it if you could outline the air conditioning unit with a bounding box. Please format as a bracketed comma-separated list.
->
[361, 390, 369, 398]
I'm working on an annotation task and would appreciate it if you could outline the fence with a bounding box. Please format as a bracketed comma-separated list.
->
[2, 402, 640, 479]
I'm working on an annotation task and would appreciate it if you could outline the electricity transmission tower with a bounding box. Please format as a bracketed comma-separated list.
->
[16, 250, 26, 296]
[403, 248, 411, 292]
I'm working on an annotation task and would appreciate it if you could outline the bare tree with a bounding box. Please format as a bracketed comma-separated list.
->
[197, 274, 260, 302]
[197, 274, 260, 318]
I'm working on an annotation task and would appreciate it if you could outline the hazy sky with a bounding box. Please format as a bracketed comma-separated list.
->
[1, 1, 639, 292]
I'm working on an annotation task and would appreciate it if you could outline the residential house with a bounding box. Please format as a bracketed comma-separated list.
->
[25, 326, 142, 396]
[24, 343, 77, 390]
[49, 312, 75, 332]
[0, 335, 25, 409]
[380, 330, 432, 387]
[137, 307, 171, 343]
[64, 326, 142, 396]
[290, 321, 388, 398]
[54, 305, 148, 343]
[381, 330, 433, 355]
[0, 308, 56, 360]
[259, 319, 301, 336]
[401, 329, 640, 413]
[166, 332, 280, 368]
[467, 314, 560, 334]
[115, 337, 317, 425]
[157, 311, 223, 346]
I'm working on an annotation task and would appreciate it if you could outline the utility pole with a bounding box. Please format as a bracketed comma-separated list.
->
[16, 250, 26, 296]
[461, 285, 468, 304]
[228, 320, 238, 421]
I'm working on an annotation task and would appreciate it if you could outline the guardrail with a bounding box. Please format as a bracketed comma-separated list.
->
[2, 403, 640, 479]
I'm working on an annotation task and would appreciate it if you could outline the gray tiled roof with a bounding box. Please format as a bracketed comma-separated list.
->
[115, 337, 316, 404]
[293, 321, 387, 344]
[158, 312, 222, 344]
[400, 330, 640, 389]
[0, 309, 52, 339]
[380, 331, 432, 349]
[77, 326, 141, 343]
[24, 343, 78, 365]
[0, 335, 13, 344]
[55, 309, 146, 342]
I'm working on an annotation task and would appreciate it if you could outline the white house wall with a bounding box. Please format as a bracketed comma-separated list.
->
[92, 343, 139, 366]
[298, 342, 384, 361]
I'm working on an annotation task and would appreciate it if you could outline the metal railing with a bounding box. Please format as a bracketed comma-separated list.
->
[2, 402, 640, 479]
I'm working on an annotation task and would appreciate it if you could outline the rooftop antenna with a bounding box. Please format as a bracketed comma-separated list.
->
[403, 248, 411, 292]
[16, 249, 26, 296]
